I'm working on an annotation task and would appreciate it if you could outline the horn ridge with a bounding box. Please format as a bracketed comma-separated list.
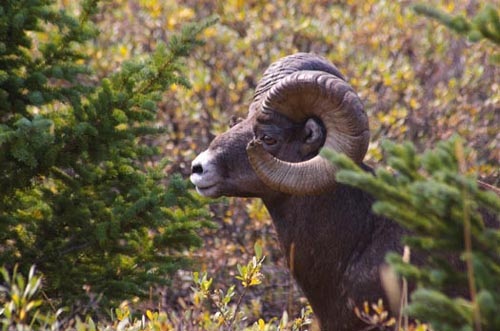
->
[261, 71, 350, 122]
[247, 58, 369, 195]
[251, 53, 345, 110]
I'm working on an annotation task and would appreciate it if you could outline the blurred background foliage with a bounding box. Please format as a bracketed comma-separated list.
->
[87, 0, 498, 174]
[1, 0, 499, 328]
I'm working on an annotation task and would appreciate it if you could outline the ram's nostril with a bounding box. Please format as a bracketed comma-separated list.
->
[192, 164, 203, 174]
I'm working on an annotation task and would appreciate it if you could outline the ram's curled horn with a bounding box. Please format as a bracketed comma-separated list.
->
[246, 55, 370, 195]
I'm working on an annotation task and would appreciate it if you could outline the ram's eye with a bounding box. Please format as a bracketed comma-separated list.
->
[261, 135, 277, 146]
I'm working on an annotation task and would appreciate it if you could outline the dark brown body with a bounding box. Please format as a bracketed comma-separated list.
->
[191, 120, 406, 330]
[263, 175, 404, 330]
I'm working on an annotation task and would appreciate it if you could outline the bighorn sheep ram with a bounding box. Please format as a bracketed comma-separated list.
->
[189, 53, 495, 330]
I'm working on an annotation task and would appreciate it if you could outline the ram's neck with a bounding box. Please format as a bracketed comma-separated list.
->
[263, 184, 376, 274]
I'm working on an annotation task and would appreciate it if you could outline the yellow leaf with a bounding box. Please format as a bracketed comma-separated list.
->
[119, 45, 128, 57]
[115, 123, 128, 131]
[203, 27, 217, 38]
[177, 7, 194, 20]
[383, 75, 392, 86]
[250, 277, 262, 286]
[258, 318, 266, 330]
[409, 98, 419, 109]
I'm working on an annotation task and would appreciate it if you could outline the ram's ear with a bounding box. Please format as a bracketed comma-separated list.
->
[301, 118, 325, 156]
[304, 118, 324, 143]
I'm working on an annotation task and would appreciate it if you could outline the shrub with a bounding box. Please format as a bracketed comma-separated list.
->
[0, 0, 214, 310]
[0, 248, 313, 331]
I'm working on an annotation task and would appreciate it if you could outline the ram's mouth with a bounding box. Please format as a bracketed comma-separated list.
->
[195, 184, 220, 197]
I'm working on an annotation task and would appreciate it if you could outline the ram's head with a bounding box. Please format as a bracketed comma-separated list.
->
[190, 53, 369, 198]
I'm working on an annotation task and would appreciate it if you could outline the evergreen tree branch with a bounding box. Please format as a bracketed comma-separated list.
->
[326, 136, 500, 331]
[413, 3, 500, 46]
